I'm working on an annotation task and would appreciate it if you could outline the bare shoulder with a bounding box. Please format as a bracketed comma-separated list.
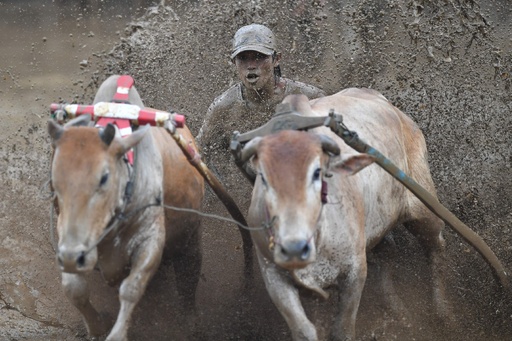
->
[198, 83, 244, 146]
[208, 83, 242, 115]
[284, 78, 326, 99]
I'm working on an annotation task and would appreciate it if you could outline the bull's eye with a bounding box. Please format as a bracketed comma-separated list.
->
[99, 172, 109, 187]
[313, 168, 321, 182]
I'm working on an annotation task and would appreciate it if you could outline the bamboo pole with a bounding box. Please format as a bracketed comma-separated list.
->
[326, 111, 510, 289]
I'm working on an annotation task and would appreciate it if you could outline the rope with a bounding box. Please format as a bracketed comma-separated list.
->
[46, 199, 269, 256]
[161, 203, 267, 231]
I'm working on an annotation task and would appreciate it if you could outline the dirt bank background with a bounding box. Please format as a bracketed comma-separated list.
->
[1, 0, 511, 340]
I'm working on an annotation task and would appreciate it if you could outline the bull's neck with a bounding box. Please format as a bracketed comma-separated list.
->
[121, 146, 161, 224]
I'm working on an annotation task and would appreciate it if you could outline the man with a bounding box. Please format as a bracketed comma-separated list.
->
[198, 23, 325, 154]
[197, 23, 325, 203]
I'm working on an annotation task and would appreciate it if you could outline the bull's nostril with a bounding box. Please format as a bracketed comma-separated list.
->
[301, 244, 310, 260]
[76, 251, 86, 268]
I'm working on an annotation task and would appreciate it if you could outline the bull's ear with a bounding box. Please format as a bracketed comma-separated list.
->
[111, 124, 150, 158]
[329, 153, 375, 175]
[48, 120, 64, 145]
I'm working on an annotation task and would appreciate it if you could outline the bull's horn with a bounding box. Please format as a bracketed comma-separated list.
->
[318, 134, 340, 156]
[241, 136, 263, 162]
[64, 114, 91, 128]
[114, 124, 150, 157]
[99, 123, 116, 146]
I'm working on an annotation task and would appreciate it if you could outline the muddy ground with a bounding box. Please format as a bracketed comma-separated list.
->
[1, 0, 511, 340]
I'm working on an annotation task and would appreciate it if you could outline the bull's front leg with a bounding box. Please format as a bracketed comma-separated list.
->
[331, 258, 367, 341]
[107, 219, 166, 341]
[257, 252, 317, 341]
[62, 272, 112, 337]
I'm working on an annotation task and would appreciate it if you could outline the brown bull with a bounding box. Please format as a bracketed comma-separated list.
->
[242, 89, 448, 340]
[47, 76, 204, 340]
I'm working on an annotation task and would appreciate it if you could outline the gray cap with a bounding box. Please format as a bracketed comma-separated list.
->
[230, 24, 276, 59]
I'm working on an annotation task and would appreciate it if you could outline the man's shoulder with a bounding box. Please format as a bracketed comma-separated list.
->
[284, 78, 326, 98]
[198, 83, 246, 145]
[208, 83, 243, 113]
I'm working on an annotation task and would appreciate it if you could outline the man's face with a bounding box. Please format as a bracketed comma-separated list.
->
[234, 50, 276, 92]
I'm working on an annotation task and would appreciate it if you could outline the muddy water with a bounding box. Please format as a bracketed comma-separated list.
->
[1, 0, 512, 340]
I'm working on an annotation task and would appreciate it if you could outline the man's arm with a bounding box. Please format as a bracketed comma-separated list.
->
[196, 101, 216, 146]
[195, 100, 221, 166]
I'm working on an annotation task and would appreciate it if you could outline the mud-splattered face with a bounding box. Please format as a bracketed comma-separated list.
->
[234, 50, 277, 94]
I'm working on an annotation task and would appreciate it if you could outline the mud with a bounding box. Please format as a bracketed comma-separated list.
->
[1, 0, 511, 340]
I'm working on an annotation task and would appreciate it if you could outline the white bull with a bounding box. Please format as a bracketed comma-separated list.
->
[242, 88, 448, 340]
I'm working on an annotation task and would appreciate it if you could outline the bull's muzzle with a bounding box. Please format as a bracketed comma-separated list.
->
[57, 245, 97, 273]
[274, 238, 315, 269]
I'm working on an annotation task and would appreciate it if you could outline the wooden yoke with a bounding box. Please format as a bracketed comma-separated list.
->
[230, 102, 328, 184]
